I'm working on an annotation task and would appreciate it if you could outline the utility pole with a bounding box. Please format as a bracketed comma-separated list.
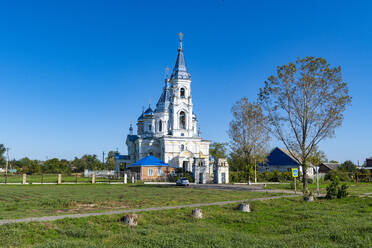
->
[5, 148, 9, 175]
[254, 158, 257, 183]
[316, 166, 319, 197]
[102, 151, 105, 171]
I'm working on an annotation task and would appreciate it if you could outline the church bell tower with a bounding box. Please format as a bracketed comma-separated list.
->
[168, 33, 198, 138]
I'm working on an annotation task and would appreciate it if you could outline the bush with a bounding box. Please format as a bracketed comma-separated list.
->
[229, 170, 293, 183]
[229, 171, 248, 183]
[337, 184, 348, 198]
[258, 171, 291, 182]
[325, 169, 351, 182]
[326, 176, 348, 199]
[355, 169, 370, 182]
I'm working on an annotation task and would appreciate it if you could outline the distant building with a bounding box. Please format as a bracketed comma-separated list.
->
[259, 147, 314, 178]
[318, 163, 341, 177]
[365, 157, 372, 167]
[362, 158, 372, 180]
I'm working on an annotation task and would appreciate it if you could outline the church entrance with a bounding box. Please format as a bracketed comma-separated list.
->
[182, 161, 189, 172]
[221, 173, 226, 184]
[199, 173, 203, 184]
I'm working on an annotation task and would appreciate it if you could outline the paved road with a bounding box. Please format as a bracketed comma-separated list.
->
[0, 194, 300, 226]
[189, 184, 297, 194]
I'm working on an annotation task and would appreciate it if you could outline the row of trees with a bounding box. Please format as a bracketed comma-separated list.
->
[326, 160, 370, 182]
[0, 147, 118, 174]
[221, 56, 351, 192]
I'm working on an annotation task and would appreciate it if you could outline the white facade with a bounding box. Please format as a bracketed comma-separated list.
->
[214, 158, 229, 184]
[122, 34, 211, 183]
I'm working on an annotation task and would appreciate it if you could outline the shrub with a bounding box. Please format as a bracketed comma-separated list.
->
[337, 184, 348, 198]
[326, 176, 348, 199]
[325, 169, 351, 182]
[229, 170, 293, 183]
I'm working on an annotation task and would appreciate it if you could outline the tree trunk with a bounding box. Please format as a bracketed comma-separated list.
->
[302, 166, 308, 193]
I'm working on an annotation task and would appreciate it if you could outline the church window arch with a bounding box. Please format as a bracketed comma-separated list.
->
[180, 88, 186, 98]
[179, 111, 186, 129]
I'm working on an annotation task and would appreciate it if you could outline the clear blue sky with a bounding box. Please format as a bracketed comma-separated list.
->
[0, 0, 371, 164]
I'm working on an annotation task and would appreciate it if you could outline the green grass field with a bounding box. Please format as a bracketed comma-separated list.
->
[265, 182, 372, 196]
[0, 184, 281, 219]
[0, 196, 370, 247]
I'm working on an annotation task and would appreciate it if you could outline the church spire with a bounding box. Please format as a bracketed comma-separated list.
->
[170, 32, 191, 80]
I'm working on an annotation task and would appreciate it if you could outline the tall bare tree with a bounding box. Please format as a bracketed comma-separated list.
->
[259, 57, 351, 192]
[228, 98, 270, 184]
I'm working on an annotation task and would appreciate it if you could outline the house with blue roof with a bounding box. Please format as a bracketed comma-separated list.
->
[126, 155, 175, 181]
[259, 147, 314, 178]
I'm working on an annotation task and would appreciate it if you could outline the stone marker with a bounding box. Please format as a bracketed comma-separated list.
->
[120, 214, 138, 227]
[57, 174, 62, 184]
[191, 208, 203, 219]
[132, 176, 134, 184]
[239, 203, 251, 212]
[304, 195, 314, 202]
[22, 174, 27, 184]
[124, 173, 127, 184]
[92, 174, 95, 184]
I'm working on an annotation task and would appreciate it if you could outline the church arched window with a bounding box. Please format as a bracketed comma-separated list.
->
[180, 88, 185, 98]
[179, 111, 186, 129]
[159, 120, 162, 132]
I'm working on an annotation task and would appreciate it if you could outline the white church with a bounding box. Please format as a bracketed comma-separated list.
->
[116, 33, 228, 184]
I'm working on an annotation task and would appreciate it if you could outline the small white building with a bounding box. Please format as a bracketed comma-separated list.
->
[214, 158, 229, 184]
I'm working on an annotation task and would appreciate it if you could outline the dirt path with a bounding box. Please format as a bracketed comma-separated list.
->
[0, 194, 300, 226]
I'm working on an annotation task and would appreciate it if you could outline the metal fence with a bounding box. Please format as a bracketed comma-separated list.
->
[0, 172, 141, 184]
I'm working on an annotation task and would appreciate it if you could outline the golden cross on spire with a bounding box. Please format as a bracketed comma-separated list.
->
[165, 66, 169, 79]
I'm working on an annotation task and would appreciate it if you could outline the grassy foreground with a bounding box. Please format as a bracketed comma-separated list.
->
[0, 184, 281, 219]
[0, 196, 370, 247]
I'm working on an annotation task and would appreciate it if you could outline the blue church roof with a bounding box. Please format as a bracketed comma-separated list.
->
[128, 155, 168, 167]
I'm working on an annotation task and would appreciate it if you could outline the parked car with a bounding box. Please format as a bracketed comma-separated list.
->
[176, 177, 190, 186]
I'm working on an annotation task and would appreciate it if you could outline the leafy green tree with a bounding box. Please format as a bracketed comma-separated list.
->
[209, 142, 228, 162]
[340, 160, 356, 172]
[16, 157, 41, 174]
[329, 160, 339, 163]
[72, 155, 102, 172]
[259, 57, 351, 192]
[105, 151, 117, 170]
[42, 158, 72, 174]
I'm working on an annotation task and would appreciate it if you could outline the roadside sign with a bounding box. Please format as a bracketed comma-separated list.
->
[292, 168, 298, 178]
